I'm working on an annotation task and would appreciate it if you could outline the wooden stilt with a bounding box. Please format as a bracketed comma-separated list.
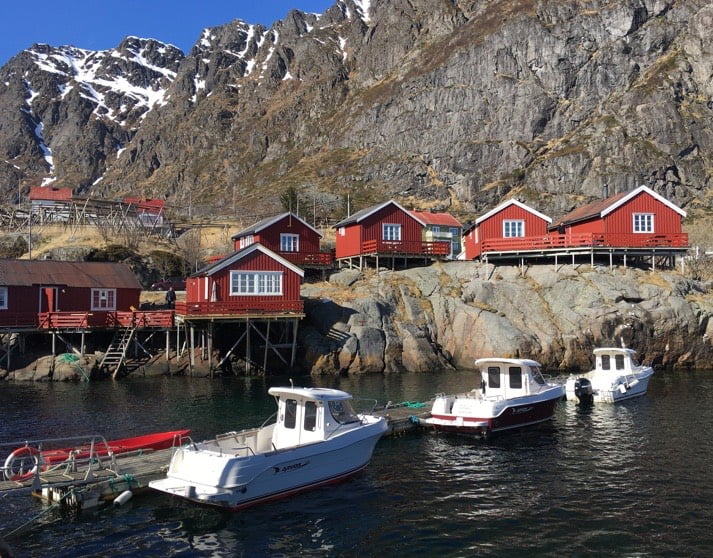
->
[165, 330, 170, 362]
[208, 322, 213, 378]
[291, 318, 299, 368]
[189, 325, 195, 375]
[263, 320, 270, 372]
[246, 319, 251, 374]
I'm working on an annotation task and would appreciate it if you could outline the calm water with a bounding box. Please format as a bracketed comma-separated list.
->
[1, 370, 713, 557]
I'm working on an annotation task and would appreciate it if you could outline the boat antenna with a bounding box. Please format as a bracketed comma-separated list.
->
[289, 378, 294, 388]
[620, 337, 626, 349]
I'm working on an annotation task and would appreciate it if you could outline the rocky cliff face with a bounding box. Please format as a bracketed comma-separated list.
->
[300, 263, 713, 373]
[2, 0, 713, 223]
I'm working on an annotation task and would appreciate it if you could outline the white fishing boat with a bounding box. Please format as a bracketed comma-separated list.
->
[422, 358, 565, 437]
[566, 347, 654, 404]
[149, 387, 388, 510]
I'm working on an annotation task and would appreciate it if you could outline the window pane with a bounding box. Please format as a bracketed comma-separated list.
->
[488, 367, 501, 388]
[284, 399, 297, 429]
[601, 355, 610, 370]
[509, 367, 523, 389]
[304, 401, 317, 431]
[615, 355, 625, 370]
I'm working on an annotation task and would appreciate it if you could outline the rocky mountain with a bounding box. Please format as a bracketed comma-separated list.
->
[2, 0, 713, 224]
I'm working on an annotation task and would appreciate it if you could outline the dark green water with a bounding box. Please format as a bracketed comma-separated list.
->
[1, 370, 712, 557]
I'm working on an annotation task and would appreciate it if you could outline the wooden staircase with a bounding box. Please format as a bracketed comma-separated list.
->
[100, 327, 135, 379]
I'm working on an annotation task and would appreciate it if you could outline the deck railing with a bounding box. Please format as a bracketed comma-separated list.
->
[175, 299, 304, 316]
[36, 310, 174, 330]
[279, 251, 334, 267]
[481, 232, 689, 253]
[361, 239, 450, 256]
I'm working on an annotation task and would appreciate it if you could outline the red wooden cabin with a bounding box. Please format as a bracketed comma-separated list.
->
[0, 260, 143, 329]
[463, 199, 552, 259]
[231, 212, 332, 268]
[334, 200, 449, 260]
[177, 243, 304, 317]
[548, 185, 688, 247]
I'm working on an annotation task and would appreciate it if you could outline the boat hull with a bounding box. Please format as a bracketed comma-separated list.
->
[150, 420, 387, 510]
[424, 389, 564, 435]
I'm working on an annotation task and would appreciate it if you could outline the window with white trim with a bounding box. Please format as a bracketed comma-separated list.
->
[230, 271, 283, 295]
[0, 286, 7, 310]
[91, 289, 116, 311]
[239, 235, 255, 249]
[633, 213, 654, 233]
[382, 223, 401, 241]
[503, 220, 525, 238]
[339, 227, 346, 237]
[280, 233, 299, 252]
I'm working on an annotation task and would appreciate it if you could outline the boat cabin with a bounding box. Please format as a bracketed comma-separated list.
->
[593, 348, 642, 373]
[268, 387, 362, 449]
[475, 358, 549, 399]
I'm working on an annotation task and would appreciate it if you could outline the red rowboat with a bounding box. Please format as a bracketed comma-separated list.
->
[3, 429, 191, 481]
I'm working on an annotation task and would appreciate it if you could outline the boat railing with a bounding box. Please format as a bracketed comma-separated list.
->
[0, 435, 120, 483]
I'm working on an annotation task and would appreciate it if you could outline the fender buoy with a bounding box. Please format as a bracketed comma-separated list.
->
[113, 490, 133, 507]
[3, 446, 40, 481]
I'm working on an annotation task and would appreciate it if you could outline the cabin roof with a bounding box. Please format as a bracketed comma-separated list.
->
[475, 199, 552, 226]
[231, 212, 322, 240]
[191, 243, 304, 278]
[593, 347, 637, 357]
[29, 186, 73, 201]
[334, 200, 426, 228]
[0, 260, 141, 288]
[474, 357, 542, 368]
[409, 210, 462, 228]
[268, 386, 353, 401]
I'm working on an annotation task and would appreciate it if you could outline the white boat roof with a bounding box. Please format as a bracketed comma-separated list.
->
[267, 386, 353, 401]
[474, 357, 542, 368]
[593, 347, 638, 356]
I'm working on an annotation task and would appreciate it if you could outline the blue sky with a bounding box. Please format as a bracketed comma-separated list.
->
[1, 1, 335, 67]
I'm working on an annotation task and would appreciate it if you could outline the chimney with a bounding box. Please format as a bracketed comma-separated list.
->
[603, 184, 609, 198]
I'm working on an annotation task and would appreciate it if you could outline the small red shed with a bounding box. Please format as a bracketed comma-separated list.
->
[334, 200, 441, 259]
[549, 185, 688, 247]
[463, 199, 552, 259]
[178, 243, 304, 316]
[0, 260, 141, 328]
[231, 212, 332, 268]
[123, 197, 165, 227]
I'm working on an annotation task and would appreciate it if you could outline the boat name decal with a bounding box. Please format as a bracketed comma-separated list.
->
[274, 460, 310, 474]
[511, 406, 533, 415]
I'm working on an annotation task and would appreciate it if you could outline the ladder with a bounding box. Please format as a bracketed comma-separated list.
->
[100, 327, 135, 379]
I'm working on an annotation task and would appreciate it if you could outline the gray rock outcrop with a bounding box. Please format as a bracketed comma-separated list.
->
[300, 262, 713, 373]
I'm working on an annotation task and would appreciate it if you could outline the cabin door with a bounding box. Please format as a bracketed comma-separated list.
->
[39, 287, 59, 313]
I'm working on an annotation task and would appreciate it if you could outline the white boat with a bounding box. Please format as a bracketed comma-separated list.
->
[149, 387, 388, 510]
[565, 347, 654, 404]
[422, 358, 565, 437]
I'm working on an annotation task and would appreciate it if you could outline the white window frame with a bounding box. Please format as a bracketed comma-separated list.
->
[239, 234, 255, 249]
[0, 286, 7, 310]
[633, 213, 654, 233]
[503, 220, 525, 238]
[280, 233, 299, 252]
[91, 288, 116, 311]
[230, 271, 283, 296]
[382, 223, 402, 241]
[339, 227, 346, 237]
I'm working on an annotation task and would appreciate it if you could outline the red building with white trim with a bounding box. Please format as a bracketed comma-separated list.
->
[178, 243, 305, 317]
[549, 185, 688, 247]
[463, 199, 551, 259]
[231, 212, 332, 269]
[410, 210, 463, 259]
[0, 260, 142, 329]
[334, 200, 450, 267]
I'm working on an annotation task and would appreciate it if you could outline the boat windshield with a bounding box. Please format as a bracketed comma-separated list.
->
[531, 366, 546, 385]
[328, 399, 360, 424]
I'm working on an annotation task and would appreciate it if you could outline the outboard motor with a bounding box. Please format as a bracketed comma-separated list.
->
[573, 377, 594, 405]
